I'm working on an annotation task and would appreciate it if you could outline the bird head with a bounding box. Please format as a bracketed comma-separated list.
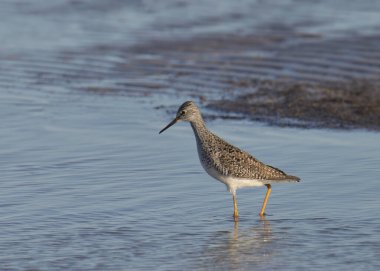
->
[159, 101, 202, 134]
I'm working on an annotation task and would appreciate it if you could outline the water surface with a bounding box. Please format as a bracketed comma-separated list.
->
[1, 1, 380, 270]
[1, 89, 379, 270]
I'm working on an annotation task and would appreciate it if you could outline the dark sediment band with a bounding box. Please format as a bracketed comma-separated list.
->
[207, 79, 380, 130]
[1, 0, 380, 130]
[130, 34, 380, 130]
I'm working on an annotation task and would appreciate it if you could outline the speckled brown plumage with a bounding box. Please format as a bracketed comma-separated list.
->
[160, 101, 300, 219]
[192, 121, 299, 182]
[167, 101, 300, 184]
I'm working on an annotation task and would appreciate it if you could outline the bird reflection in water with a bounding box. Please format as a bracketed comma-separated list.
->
[199, 218, 275, 270]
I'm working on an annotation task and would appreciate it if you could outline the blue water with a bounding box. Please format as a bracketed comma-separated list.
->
[1, 1, 380, 270]
[1, 89, 379, 270]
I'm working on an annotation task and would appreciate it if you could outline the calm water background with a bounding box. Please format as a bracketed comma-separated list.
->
[2, 90, 380, 270]
[1, 0, 380, 270]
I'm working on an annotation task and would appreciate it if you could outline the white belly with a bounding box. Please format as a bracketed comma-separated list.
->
[194, 134, 264, 194]
[203, 164, 264, 194]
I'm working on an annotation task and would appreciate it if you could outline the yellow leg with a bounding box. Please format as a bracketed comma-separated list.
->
[233, 193, 239, 222]
[259, 184, 271, 216]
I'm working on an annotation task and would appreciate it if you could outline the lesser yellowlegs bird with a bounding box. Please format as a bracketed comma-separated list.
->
[159, 101, 300, 221]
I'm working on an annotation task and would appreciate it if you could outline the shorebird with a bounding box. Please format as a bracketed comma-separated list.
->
[159, 101, 300, 221]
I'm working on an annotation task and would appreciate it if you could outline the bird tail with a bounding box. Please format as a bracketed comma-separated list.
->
[263, 175, 300, 184]
[285, 175, 301, 182]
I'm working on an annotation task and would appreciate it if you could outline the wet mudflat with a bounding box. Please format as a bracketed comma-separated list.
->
[208, 79, 380, 130]
[1, 0, 380, 270]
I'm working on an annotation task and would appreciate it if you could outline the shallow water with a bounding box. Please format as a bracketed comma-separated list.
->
[1, 1, 380, 270]
[1, 89, 380, 270]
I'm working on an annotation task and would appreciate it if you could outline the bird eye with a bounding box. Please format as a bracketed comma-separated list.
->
[180, 110, 186, 115]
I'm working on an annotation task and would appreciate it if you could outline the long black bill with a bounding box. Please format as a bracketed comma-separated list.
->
[159, 117, 179, 134]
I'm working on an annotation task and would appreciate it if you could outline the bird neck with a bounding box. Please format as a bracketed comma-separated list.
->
[190, 118, 209, 143]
